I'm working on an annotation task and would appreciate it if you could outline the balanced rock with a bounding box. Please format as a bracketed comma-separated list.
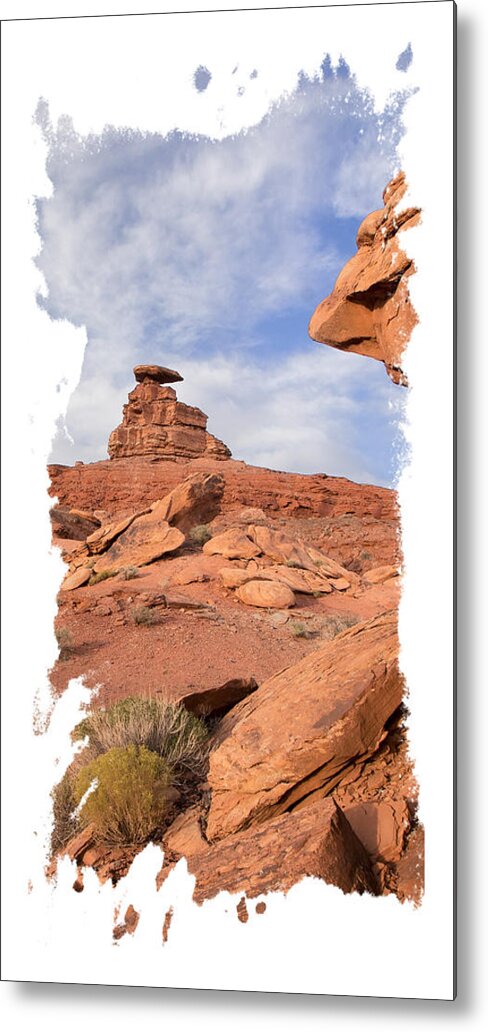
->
[309, 172, 421, 384]
[206, 611, 403, 841]
[108, 366, 231, 462]
[133, 364, 183, 384]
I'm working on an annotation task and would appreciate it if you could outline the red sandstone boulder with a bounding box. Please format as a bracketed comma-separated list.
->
[50, 506, 101, 541]
[93, 512, 184, 571]
[185, 798, 378, 903]
[179, 676, 258, 718]
[205, 611, 404, 841]
[363, 564, 399, 585]
[86, 511, 148, 554]
[163, 807, 209, 859]
[133, 364, 183, 384]
[151, 472, 224, 532]
[343, 799, 409, 865]
[309, 172, 420, 384]
[203, 527, 261, 560]
[61, 566, 91, 591]
[235, 580, 296, 609]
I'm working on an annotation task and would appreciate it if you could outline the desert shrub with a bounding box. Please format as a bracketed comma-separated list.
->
[75, 696, 209, 786]
[119, 565, 139, 580]
[88, 568, 118, 586]
[285, 559, 304, 569]
[360, 551, 373, 561]
[50, 771, 79, 853]
[289, 620, 313, 639]
[131, 605, 157, 626]
[188, 524, 212, 546]
[73, 745, 172, 845]
[320, 614, 359, 641]
[55, 626, 74, 658]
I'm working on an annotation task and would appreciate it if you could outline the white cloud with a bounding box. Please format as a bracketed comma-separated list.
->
[39, 72, 407, 482]
[51, 341, 403, 488]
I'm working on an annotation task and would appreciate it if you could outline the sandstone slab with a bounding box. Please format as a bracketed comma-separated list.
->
[235, 580, 295, 610]
[133, 364, 183, 384]
[152, 472, 224, 532]
[206, 611, 404, 841]
[61, 566, 91, 591]
[363, 565, 399, 585]
[180, 677, 258, 718]
[50, 506, 101, 541]
[203, 527, 261, 560]
[186, 798, 377, 903]
[163, 807, 210, 859]
[93, 513, 184, 571]
[343, 799, 409, 864]
[86, 512, 147, 554]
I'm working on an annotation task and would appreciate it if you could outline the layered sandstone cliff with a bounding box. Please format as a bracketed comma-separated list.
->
[108, 364, 231, 461]
[309, 172, 420, 385]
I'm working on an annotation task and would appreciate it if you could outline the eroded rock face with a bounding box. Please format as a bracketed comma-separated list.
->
[148, 472, 224, 533]
[49, 456, 398, 534]
[206, 611, 403, 841]
[50, 506, 101, 541]
[186, 798, 378, 903]
[309, 172, 420, 384]
[108, 369, 231, 461]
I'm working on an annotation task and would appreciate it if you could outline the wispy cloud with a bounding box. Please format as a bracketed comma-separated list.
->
[36, 64, 409, 485]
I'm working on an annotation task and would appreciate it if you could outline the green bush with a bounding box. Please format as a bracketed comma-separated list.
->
[73, 745, 172, 845]
[289, 620, 313, 639]
[131, 605, 157, 626]
[188, 524, 212, 546]
[50, 771, 79, 853]
[320, 613, 359, 641]
[119, 565, 139, 580]
[55, 626, 74, 658]
[75, 695, 209, 786]
[88, 568, 118, 586]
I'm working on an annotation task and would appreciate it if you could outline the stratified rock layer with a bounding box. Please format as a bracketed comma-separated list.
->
[108, 372, 231, 462]
[206, 611, 403, 841]
[49, 457, 398, 529]
[186, 798, 378, 903]
[309, 172, 420, 384]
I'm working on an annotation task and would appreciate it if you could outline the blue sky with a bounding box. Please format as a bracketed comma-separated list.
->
[36, 58, 410, 486]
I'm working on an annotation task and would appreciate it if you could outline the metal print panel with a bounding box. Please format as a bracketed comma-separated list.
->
[1, 0, 455, 1000]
